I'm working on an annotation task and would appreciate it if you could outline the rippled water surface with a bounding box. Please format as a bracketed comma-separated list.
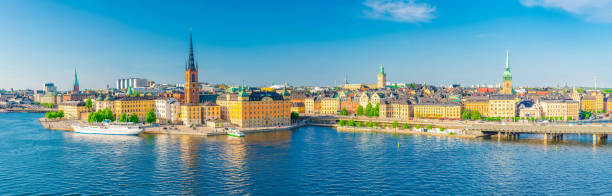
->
[3, 113, 612, 195]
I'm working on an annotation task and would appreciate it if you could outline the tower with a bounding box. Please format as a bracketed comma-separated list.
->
[377, 64, 386, 89]
[73, 68, 79, 93]
[501, 50, 513, 94]
[184, 32, 200, 104]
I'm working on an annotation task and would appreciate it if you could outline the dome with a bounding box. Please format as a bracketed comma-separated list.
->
[96, 95, 104, 101]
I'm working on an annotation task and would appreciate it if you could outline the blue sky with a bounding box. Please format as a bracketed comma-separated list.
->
[2, 0, 612, 90]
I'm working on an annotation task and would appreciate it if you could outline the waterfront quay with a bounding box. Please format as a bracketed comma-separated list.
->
[310, 115, 612, 143]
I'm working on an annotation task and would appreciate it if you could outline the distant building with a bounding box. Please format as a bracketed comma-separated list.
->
[413, 103, 461, 119]
[116, 78, 148, 89]
[500, 50, 513, 94]
[377, 64, 387, 89]
[463, 96, 490, 117]
[73, 69, 80, 93]
[540, 99, 579, 120]
[43, 83, 56, 93]
[488, 94, 517, 118]
[217, 90, 290, 128]
[58, 101, 89, 120]
[114, 97, 156, 122]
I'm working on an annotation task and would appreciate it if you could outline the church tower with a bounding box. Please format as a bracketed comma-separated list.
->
[73, 68, 79, 93]
[377, 64, 386, 89]
[185, 32, 200, 104]
[501, 50, 513, 94]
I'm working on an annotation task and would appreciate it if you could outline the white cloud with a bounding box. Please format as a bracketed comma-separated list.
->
[364, 0, 436, 23]
[520, 0, 612, 23]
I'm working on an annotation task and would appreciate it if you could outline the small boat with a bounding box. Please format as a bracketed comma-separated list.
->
[72, 120, 144, 135]
[227, 128, 245, 137]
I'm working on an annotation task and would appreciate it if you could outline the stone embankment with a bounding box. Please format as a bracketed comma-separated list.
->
[335, 125, 483, 139]
[39, 118, 74, 131]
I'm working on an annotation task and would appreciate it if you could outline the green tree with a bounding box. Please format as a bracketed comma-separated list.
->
[56, 110, 64, 119]
[365, 103, 373, 117]
[392, 121, 399, 128]
[45, 111, 56, 119]
[291, 112, 299, 120]
[462, 110, 471, 120]
[373, 122, 378, 128]
[374, 103, 380, 117]
[85, 98, 92, 108]
[567, 116, 572, 121]
[356, 121, 363, 127]
[426, 125, 433, 130]
[146, 109, 157, 124]
[128, 113, 139, 123]
[338, 120, 346, 126]
[471, 110, 481, 120]
[347, 120, 355, 126]
[416, 125, 421, 129]
[366, 121, 372, 127]
[440, 127, 445, 132]
[119, 113, 128, 122]
[403, 124, 410, 130]
[356, 106, 364, 116]
[340, 108, 349, 116]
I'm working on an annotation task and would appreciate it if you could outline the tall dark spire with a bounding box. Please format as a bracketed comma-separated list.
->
[187, 31, 196, 71]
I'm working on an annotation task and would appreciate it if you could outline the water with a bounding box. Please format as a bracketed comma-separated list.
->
[2, 113, 612, 195]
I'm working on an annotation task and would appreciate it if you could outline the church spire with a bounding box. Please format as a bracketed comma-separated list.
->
[187, 30, 196, 71]
[74, 68, 79, 86]
[505, 49, 509, 69]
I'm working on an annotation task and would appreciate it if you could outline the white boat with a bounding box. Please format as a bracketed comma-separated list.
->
[227, 128, 245, 137]
[72, 121, 144, 135]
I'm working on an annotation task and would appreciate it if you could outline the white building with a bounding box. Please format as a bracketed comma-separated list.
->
[155, 98, 181, 124]
[116, 78, 148, 89]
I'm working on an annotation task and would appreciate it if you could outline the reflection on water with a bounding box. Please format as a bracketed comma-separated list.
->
[6, 113, 612, 195]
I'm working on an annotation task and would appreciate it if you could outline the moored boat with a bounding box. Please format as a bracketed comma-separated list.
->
[72, 121, 144, 135]
[227, 128, 245, 137]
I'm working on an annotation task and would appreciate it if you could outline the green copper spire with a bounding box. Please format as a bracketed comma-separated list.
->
[503, 50, 512, 81]
[74, 68, 79, 86]
[378, 64, 386, 76]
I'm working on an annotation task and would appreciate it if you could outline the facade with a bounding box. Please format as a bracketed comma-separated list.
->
[377, 64, 386, 89]
[581, 93, 604, 113]
[304, 96, 321, 115]
[202, 101, 221, 121]
[339, 95, 360, 114]
[114, 97, 156, 121]
[216, 91, 290, 128]
[154, 98, 180, 124]
[380, 100, 412, 119]
[540, 99, 579, 120]
[413, 103, 461, 119]
[488, 94, 517, 118]
[462, 96, 489, 117]
[184, 33, 200, 105]
[180, 104, 202, 125]
[43, 83, 56, 93]
[58, 101, 89, 120]
[290, 102, 305, 114]
[320, 97, 340, 115]
[116, 78, 148, 89]
[93, 95, 116, 113]
[518, 104, 541, 119]
[500, 51, 513, 94]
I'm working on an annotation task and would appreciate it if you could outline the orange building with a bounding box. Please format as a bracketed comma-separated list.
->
[184, 32, 199, 105]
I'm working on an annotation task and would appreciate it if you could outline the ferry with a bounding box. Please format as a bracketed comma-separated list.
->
[226, 128, 245, 137]
[72, 121, 144, 135]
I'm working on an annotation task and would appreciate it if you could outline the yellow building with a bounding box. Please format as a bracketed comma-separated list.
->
[114, 97, 156, 122]
[291, 102, 305, 114]
[181, 104, 202, 125]
[413, 103, 461, 119]
[539, 99, 579, 121]
[217, 91, 290, 128]
[202, 102, 220, 121]
[320, 97, 340, 115]
[462, 96, 489, 117]
[58, 101, 90, 120]
[607, 100, 612, 113]
[581, 93, 604, 113]
[304, 96, 321, 115]
[488, 95, 517, 118]
[380, 100, 412, 120]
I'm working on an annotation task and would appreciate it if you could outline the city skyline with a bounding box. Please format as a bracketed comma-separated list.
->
[2, 0, 612, 90]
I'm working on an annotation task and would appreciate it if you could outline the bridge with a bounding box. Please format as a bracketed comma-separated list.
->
[308, 115, 612, 144]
